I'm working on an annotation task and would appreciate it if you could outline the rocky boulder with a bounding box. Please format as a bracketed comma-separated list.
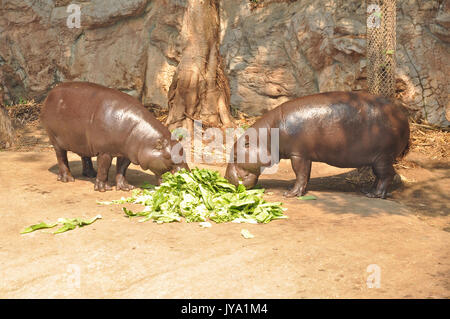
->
[0, 0, 448, 127]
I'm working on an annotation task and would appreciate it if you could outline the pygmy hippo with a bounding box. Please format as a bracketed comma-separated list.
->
[225, 91, 410, 199]
[41, 82, 189, 191]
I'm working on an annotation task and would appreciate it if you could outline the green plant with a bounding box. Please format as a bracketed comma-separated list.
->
[99, 168, 287, 224]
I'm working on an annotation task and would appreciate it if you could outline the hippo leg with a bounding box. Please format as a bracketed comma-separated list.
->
[82, 157, 97, 178]
[115, 157, 135, 191]
[366, 159, 395, 199]
[94, 153, 113, 192]
[54, 147, 75, 183]
[283, 156, 312, 197]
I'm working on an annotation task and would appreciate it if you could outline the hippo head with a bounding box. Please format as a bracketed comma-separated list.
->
[139, 138, 190, 182]
[225, 162, 260, 189]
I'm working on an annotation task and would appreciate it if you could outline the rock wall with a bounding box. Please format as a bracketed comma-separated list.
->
[220, 0, 450, 126]
[0, 0, 449, 127]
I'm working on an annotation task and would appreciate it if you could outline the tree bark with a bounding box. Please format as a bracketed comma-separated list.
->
[165, 0, 234, 133]
[0, 106, 14, 148]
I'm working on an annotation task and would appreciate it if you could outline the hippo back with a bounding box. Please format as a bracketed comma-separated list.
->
[41, 82, 171, 160]
[252, 91, 410, 167]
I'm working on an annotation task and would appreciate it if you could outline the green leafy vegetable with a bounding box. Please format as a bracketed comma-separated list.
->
[20, 222, 57, 234]
[298, 195, 317, 200]
[241, 229, 254, 239]
[21, 215, 102, 235]
[53, 215, 102, 234]
[106, 168, 288, 225]
[199, 222, 212, 228]
[140, 182, 156, 190]
[53, 222, 77, 234]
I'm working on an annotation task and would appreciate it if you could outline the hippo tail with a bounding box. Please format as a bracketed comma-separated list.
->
[396, 139, 411, 161]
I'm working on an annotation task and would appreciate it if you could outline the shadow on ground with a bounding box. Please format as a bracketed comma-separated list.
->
[393, 171, 450, 217]
[48, 160, 159, 188]
[256, 170, 407, 217]
[259, 168, 403, 195]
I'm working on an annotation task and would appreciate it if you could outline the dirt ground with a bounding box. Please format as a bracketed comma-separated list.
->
[0, 123, 448, 298]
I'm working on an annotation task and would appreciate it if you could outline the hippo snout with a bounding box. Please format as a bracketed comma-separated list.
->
[225, 163, 239, 186]
[225, 163, 259, 189]
[171, 162, 190, 173]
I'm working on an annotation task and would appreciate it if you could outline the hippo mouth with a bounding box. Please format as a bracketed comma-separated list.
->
[225, 163, 259, 189]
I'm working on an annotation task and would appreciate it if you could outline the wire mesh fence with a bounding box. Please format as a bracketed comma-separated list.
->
[366, 0, 397, 98]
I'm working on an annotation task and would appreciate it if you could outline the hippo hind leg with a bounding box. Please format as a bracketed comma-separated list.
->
[54, 147, 75, 183]
[366, 158, 396, 199]
[82, 157, 97, 178]
[94, 153, 113, 192]
[115, 157, 135, 191]
[284, 156, 312, 197]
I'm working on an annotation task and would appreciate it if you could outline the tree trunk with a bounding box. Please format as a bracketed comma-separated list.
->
[165, 0, 234, 133]
[0, 106, 14, 148]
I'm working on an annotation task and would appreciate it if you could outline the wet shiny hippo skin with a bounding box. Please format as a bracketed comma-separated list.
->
[41, 82, 189, 191]
[225, 91, 410, 199]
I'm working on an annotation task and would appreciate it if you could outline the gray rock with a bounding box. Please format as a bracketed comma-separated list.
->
[0, 0, 448, 127]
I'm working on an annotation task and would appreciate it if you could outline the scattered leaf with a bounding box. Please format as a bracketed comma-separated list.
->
[53, 223, 77, 234]
[241, 229, 254, 239]
[20, 222, 57, 234]
[21, 215, 102, 235]
[199, 222, 212, 228]
[298, 195, 317, 200]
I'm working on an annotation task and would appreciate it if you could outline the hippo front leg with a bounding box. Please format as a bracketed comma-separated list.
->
[94, 153, 113, 192]
[284, 155, 311, 198]
[115, 157, 135, 191]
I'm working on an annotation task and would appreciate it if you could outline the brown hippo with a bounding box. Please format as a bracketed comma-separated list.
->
[41, 82, 189, 191]
[225, 91, 410, 199]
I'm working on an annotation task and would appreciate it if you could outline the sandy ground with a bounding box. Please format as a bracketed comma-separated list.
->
[0, 125, 449, 298]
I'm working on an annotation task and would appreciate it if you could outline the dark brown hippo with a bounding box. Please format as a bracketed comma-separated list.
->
[225, 91, 410, 199]
[41, 82, 189, 191]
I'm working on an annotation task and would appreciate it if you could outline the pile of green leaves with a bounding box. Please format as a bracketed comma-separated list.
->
[99, 168, 287, 224]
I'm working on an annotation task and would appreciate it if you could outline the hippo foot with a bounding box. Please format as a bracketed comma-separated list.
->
[283, 188, 305, 198]
[57, 173, 75, 183]
[116, 181, 135, 192]
[94, 180, 113, 192]
[82, 169, 97, 178]
[364, 191, 389, 200]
